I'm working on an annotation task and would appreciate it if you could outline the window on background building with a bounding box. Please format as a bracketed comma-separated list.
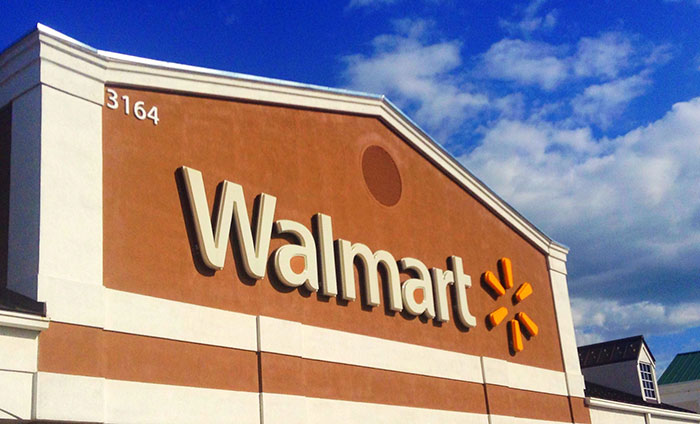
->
[640, 362, 657, 400]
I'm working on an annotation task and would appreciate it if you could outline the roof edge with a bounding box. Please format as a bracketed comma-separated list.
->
[23, 23, 567, 257]
[578, 335, 644, 351]
[0, 287, 46, 317]
[586, 382, 699, 417]
[658, 351, 700, 385]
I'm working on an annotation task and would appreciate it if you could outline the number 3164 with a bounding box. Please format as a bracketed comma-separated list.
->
[106, 89, 159, 125]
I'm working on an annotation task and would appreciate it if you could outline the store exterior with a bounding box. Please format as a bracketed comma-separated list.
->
[1, 24, 591, 423]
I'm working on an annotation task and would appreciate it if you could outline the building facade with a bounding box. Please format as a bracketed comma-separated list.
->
[0, 24, 687, 424]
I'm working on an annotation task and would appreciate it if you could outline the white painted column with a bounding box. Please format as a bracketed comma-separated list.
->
[4, 29, 107, 423]
[548, 243, 586, 398]
[34, 83, 104, 327]
[6, 32, 107, 327]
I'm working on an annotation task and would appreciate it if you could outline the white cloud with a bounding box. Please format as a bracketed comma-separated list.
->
[646, 44, 674, 67]
[572, 297, 700, 345]
[462, 98, 700, 318]
[480, 39, 568, 90]
[345, 24, 664, 142]
[493, 93, 527, 120]
[573, 32, 634, 79]
[479, 32, 662, 95]
[571, 73, 650, 128]
[342, 20, 488, 138]
[500, 0, 558, 35]
[339, 17, 694, 349]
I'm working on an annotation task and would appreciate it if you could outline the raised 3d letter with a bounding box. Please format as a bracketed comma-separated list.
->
[400, 257, 436, 319]
[274, 219, 319, 292]
[315, 213, 338, 297]
[431, 267, 454, 322]
[181, 166, 276, 278]
[450, 256, 477, 328]
[337, 240, 402, 310]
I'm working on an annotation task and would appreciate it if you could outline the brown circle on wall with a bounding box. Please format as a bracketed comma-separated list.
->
[362, 145, 402, 207]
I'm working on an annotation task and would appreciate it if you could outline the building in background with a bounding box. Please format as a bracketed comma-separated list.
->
[659, 351, 700, 413]
[579, 336, 700, 423]
[579, 336, 660, 403]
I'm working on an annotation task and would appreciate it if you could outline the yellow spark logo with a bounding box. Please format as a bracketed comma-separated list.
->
[483, 257, 539, 353]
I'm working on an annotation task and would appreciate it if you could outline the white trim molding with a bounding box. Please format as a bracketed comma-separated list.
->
[0, 309, 49, 332]
[260, 392, 579, 424]
[586, 396, 700, 422]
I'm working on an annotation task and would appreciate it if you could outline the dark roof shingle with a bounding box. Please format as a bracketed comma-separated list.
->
[578, 335, 654, 368]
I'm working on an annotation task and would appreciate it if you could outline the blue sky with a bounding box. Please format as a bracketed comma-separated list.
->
[3, 0, 700, 372]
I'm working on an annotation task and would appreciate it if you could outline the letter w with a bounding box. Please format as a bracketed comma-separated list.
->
[181, 166, 276, 278]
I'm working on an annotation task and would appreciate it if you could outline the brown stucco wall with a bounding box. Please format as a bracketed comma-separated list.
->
[102, 86, 564, 370]
[38, 322, 259, 392]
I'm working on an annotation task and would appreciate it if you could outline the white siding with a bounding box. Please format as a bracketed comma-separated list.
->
[590, 406, 647, 424]
[650, 416, 696, 424]
[661, 380, 700, 413]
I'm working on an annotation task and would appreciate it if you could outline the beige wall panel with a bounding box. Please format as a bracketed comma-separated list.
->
[261, 392, 490, 424]
[0, 370, 33, 420]
[38, 85, 102, 287]
[105, 379, 260, 424]
[34, 371, 105, 422]
[34, 372, 261, 424]
[589, 407, 646, 424]
[0, 325, 39, 372]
